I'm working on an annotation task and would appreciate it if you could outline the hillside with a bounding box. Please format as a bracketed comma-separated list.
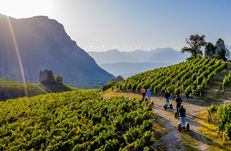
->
[1, 59, 231, 150]
[116, 58, 227, 97]
[0, 90, 154, 150]
[0, 79, 78, 101]
[0, 14, 114, 89]
[103, 59, 231, 150]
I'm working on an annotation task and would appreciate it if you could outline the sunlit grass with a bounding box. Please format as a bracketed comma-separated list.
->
[197, 111, 231, 151]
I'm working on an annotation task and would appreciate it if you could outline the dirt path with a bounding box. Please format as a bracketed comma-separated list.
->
[104, 90, 230, 150]
[150, 96, 211, 151]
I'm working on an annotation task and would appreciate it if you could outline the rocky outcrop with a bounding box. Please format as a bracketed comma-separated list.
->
[0, 14, 114, 88]
[215, 41, 225, 55]
[111, 76, 124, 82]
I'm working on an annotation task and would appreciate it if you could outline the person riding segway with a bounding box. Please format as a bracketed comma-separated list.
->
[175, 94, 182, 118]
[141, 87, 146, 101]
[164, 90, 172, 110]
[178, 105, 189, 131]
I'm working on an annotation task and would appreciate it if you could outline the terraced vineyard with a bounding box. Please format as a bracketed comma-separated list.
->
[0, 90, 154, 150]
[116, 58, 227, 97]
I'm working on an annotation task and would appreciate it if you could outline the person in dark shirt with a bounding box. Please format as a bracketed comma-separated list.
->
[141, 87, 146, 100]
[175, 94, 182, 113]
[179, 105, 186, 127]
[164, 90, 170, 107]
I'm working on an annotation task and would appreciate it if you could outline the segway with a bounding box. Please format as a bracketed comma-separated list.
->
[178, 122, 190, 131]
[174, 112, 179, 118]
[164, 103, 172, 110]
[144, 98, 148, 107]
[175, 105, 181, 118]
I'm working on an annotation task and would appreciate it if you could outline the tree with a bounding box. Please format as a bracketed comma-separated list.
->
[54, 75, 64, 84]
[181, 34, 207, 58]
[205, 42, 215, 58]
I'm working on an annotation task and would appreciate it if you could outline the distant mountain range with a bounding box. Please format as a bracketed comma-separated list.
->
[88, 48, 190, 64]
[89, 48, 190, 78]
[0, 14, 114, 88]
[99, 62, 171, 78]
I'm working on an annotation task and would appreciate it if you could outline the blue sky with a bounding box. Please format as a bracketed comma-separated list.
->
[0, 0, 231, 52]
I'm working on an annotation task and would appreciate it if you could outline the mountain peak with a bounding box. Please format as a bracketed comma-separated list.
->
[107, 49, 120, 53]
[89, 47, 190, 64]
[0, 14, 114, 88]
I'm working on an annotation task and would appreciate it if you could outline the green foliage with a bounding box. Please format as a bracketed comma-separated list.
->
[166, 85, 175, 94]
[207, 104, 218, 122]
[185, 85, 192, 98]
[0, 90, 154, 150]
[222, 71, 231, 90]
[0, 79, 47, 101]
[54, 75, 64, 84]
[209, 103, 231, 140]
[174, 87, 181, 95]
[116, 58, 226, 98]
[205, 42, 215, 58]
[218, 48, 228, 61]
[101, 81, 117, 91]
[181, 34, 207, 58]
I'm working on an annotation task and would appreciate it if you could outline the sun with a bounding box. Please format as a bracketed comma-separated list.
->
[0, 0, 55, 18]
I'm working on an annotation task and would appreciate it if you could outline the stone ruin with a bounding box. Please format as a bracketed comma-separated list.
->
[215, 41, 225, 55]
[39, 69, 56, 84]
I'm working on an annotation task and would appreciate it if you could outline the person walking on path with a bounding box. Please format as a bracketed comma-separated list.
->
[176, 94, 182, 113]
[141, 87, 146, 100]
[147, 89, 151, 103]
[164, 90, 170, 107]
[179, 105, 186, 128]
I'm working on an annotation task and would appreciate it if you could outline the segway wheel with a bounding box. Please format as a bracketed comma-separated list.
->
[145, 101, 148, 107]
[178, 123, 181, 131]
[174, 112, 177, 118]
[164, 105, 167, 110]
[170, 104, 173, 109]
[187, 123, 190, 131]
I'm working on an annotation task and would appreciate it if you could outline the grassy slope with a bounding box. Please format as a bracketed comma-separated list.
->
[0, 79, 47, 101]
[0, 79, 78, 101]
[37, 83, 78, 93]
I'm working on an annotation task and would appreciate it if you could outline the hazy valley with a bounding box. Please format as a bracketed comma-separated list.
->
[89, 48, 190, 78]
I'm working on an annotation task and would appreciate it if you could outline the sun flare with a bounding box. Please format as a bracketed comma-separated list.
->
[0, 0, 55, 18]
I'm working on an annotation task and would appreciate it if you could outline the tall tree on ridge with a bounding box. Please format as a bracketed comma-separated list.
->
[181, 34, 207, 58]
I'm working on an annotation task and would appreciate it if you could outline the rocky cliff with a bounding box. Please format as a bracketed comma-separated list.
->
[0, 14, 114, 88]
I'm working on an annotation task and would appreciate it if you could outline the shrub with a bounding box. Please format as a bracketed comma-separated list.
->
[54, 75, 64, 84]
[175, 87, 181, 95]
[101, 81, 117, 91]
[167, 85, 175, 94]
[207, 104, 218, 122]
[185, 85, 192, 98]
